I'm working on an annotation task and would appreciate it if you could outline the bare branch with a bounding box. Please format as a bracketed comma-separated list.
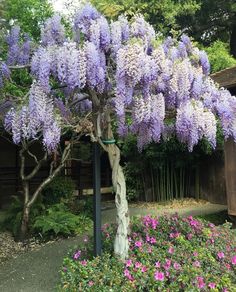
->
[24, 152, 48, 181]
[27, 149, 39, 164]
[28, 143, 72, 207]
[8, 65, 31, 70]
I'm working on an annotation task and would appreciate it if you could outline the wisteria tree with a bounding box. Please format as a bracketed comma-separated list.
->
[1, 4, 236, 258]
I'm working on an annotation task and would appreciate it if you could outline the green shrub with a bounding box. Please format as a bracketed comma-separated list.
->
[205, 41, 236, 73]
[41, 176, 76, 205]
[59, 215, 236, 291]
[33, 203, 92, 238]
[0, 196, 44, 237]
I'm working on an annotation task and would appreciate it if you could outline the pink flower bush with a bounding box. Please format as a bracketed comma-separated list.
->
[217, 251, 225, 259]
[61, 214, 236, 291]
[73, 250, 81, 260]
[154, 271, 165, 281]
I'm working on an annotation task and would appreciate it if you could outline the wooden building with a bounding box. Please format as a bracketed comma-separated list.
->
[211, 66, 236, 218]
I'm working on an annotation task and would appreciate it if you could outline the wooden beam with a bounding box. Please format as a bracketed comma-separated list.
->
[211, 66, 236, 89]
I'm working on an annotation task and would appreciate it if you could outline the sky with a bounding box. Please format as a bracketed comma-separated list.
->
[50, 0, 83, 14]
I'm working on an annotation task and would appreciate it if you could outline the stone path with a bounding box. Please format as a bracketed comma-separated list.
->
[0, 202, 228, 292]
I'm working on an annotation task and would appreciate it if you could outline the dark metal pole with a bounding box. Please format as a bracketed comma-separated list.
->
[93, 142, 102, 256]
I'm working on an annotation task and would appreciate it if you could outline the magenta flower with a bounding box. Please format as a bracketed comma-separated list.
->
[135, 241, 142, 248]
[164, 259, 171, 270]
[124, 269, 133, 281]
[88, 281, 94, 287]
[81, 260, 87, 266]
[217, 252, 225, 259]
[135, 262, 142, 269]
[126, 259, 132, 267]
[168, 247, 174, 254]
[187, 233, 193, 240]
[196, 276, 205, 289]
[193, 251, 198, 257]
[208, 282, 216, 289]
[154, 271, 165, 281]
[231, 255, 236, 265]
[73, 250, 81, 260]
[150, 237, 157, 244]
[141, 266, 147, 273]
[193, 261, 201, 268]
[148, 247, 152, 253]
[173, 262, 181, 270]
[151, 219, 159, 229]
[155, 261, 161, 268]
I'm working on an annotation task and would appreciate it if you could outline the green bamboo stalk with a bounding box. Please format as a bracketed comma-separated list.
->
[174, 169, 178, 199]
[195, 166, 200, 200]
[151, 165, 155, 201]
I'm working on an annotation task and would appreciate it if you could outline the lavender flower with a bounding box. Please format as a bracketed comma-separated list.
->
[41, 15, 65, 46]
[6, 26, 21, 65]
[74, 4, 100, 35]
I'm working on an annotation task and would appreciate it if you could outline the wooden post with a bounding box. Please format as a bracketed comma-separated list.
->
[93, 142, 101, 256]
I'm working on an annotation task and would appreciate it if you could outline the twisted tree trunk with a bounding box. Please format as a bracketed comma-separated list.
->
[107, 143, 129, 259]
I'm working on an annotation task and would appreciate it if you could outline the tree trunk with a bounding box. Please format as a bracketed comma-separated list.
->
[107, 143, 129, 260]
[19, 180, 30, 240]
[20, 204, 30, 240]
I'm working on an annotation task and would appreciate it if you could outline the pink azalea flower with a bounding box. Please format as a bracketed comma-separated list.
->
[151, 219, 159, 229]
[225, 263, 231, 270]
[196, 276, 205, 289]
[193, 251, 198, 257]
[164, 259, 171, 270]
[135, 241, 142, 248]
[150, 237, 157, 244]
[231, 255, 236, 265]
[135, 262, 142, 269]
[81, 260, 87, 266]
[193, 261, 201, 268]
[187, 233, 193, 240]
[88, 281, 94, 287]
[126, 259, 132, 267]
[217, 252, 225, 259]
[208, 282, 216, 289]
[148, 247, 152, 253]
[190, 219, 198, 227]
[124, 269, 133, 281]
[168, 247, 174, 254]
[173, 262, 181, 270]
[155, 261, 161, 268]
[73, 250, 81, 260]
[141, 266, 147, 273]
[154, 271, 165, 281]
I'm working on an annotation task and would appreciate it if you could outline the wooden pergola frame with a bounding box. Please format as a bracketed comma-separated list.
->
[211, 65, 236, 89]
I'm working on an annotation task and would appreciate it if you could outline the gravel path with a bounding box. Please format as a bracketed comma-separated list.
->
[0, 202, 228, 292]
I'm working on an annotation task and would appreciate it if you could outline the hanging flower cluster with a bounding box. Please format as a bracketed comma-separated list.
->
[6, 26, 31, 66]
[0, 62, 11, 87]
[1, 3, 236, 153]
[41, 15, 66, 47]
[176, 100, 217, 151]
[4, 82, 61, 152]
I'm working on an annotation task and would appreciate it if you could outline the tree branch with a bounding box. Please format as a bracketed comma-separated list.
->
[27, 149, 39, 164]
[24, 152, 48, 181]
[8, 65, 31, 70]
[28, 142, 71, 207]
